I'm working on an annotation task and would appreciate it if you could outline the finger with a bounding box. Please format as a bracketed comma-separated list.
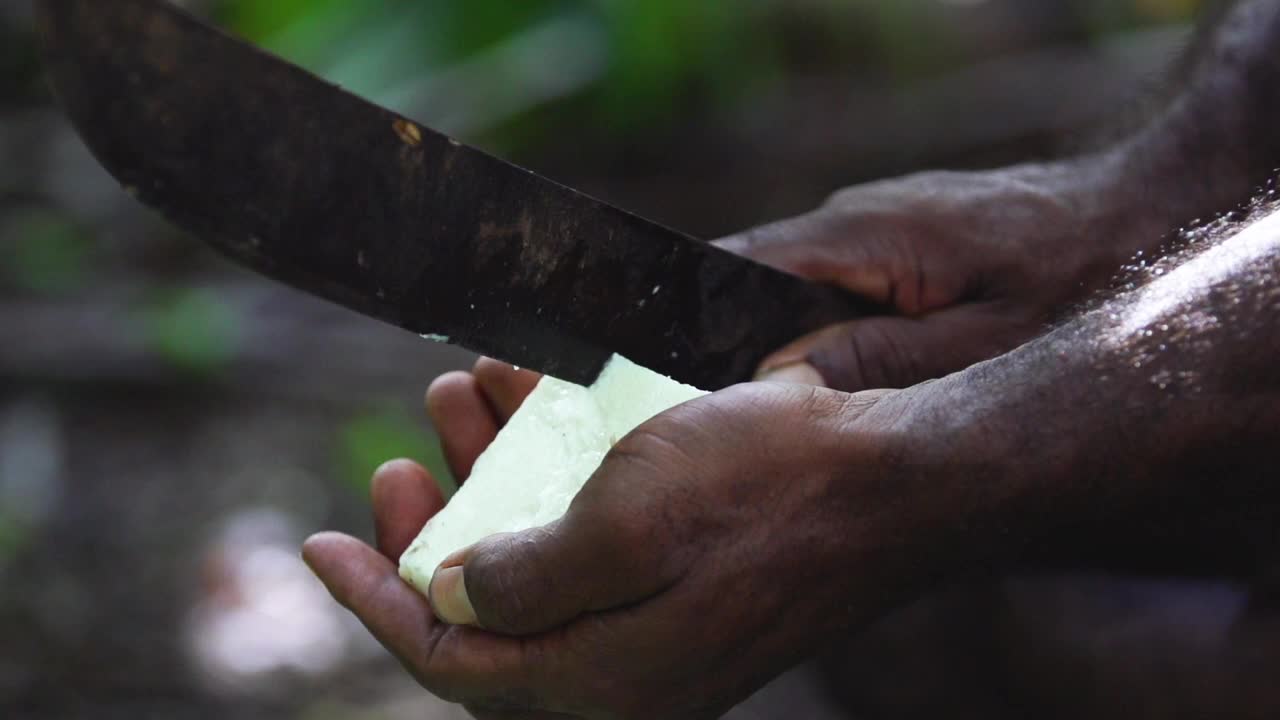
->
[303, 532, 441, 670]
[714, 212, 830, 264]
[371, 459, 445, 560]
[472, 358, 542, 424]
[427, 372, 500, 482]
[429, 451, 680, 636]
[303, 533, 542, 701]
[718, 216, 961, 316]
[716, 214, 898, 301]
[757, 303, 1037, 392]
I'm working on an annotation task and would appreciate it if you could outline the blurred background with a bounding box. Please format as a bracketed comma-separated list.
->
[0, 0, 1204, 717]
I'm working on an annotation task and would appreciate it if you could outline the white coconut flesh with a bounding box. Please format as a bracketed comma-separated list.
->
[398, 354, 709, 595]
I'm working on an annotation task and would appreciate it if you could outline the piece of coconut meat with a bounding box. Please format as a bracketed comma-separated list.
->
[398, 355, 708, 595]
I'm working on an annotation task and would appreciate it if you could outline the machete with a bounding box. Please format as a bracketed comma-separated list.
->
[35, 0, 877, 390]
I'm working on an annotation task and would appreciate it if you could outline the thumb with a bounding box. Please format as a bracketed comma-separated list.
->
[429, 499, 670, 636]
[757, 304, 1032, 392]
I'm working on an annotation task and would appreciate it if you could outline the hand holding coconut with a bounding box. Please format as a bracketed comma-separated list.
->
[305, 360, 963, 718]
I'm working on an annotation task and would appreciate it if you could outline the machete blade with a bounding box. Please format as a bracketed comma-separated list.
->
[35, 0, 876, 389]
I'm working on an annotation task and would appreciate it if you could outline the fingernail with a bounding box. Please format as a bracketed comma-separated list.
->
[438, 548, 468, 569]
[429, 566, 477, 626]
[755, 362, 826, 387]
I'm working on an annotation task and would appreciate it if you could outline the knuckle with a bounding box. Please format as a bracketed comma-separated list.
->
[466, 540, 532, 634]
[594, 423, 712, 561]
[467, 531, 562, 635]
[810, 323, 916, 392]
[349, 570, 408, 621]
[608, 414, 699, 476]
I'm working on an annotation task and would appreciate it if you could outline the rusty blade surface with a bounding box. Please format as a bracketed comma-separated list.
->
[35, 0, 877, 389]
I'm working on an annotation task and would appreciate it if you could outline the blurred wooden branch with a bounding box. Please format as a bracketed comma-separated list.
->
[0, 274, 475, 403]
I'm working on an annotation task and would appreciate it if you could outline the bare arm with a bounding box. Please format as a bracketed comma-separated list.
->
[1106, 0, 1280, 252]
[923, 206, 1280, 580]
[729, 0, 1280, 392]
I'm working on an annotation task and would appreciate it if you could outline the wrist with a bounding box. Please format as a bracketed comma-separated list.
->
[928, 300, 1280, 578]
[993, 152, 1181, 294]
[838, 377, 1039, 585]
[1053, 149, 1188, 263]
[1067, 1, 1280, 265]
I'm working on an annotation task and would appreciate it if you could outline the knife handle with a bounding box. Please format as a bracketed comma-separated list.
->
[668, 242, 886, 390]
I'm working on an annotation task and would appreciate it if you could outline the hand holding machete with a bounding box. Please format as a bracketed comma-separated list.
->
[34, 0, 879, 391]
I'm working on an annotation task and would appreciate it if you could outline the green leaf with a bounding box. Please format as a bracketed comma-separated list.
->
[1, 209, 90, 294]
[140, 288, 241, 377]
[337, 406, 454, 500]
[0, 512, 31, 564]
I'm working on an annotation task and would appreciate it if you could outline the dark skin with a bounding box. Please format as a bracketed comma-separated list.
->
[304, 1, 1280, 717]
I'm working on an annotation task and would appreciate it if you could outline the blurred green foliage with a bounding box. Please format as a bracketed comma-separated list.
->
[216, 0, 778, 147]
[140, 288, 242, 376]
[337, 406, 454, 499]
[215, 0, 778, 147]
[1085, 0, 1203, 32]
[209, 0, 1201, 153]
[0, 512, 29, 565]
[1, 208, 90, 294]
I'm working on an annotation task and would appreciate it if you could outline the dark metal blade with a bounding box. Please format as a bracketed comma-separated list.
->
[36, 0, 878, 389]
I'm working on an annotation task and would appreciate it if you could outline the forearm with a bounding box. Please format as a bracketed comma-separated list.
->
[936, 208, 1280, 579]
[1102, 0, 1280, 250]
